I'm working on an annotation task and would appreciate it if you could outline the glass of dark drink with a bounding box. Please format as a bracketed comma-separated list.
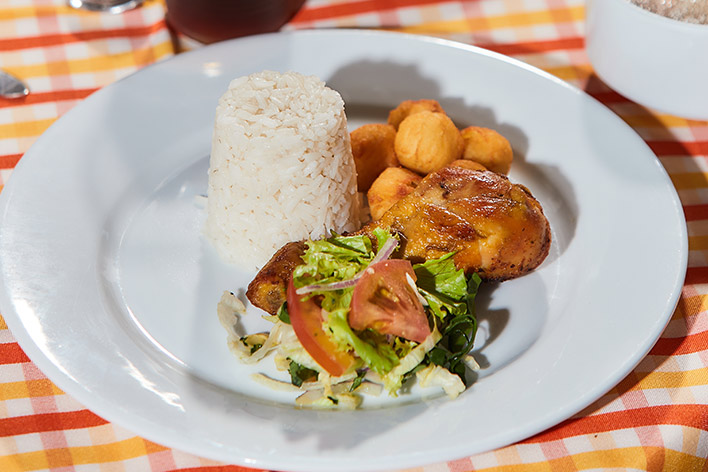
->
[165, 0, 307, 45]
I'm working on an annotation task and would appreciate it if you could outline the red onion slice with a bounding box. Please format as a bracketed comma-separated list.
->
[369, 236, 398, 265]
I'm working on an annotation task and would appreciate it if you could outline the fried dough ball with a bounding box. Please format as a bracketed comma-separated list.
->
[388, 99, 445, 130]
[350, 124, 399, 192]
[461, 126, 513, 174]
[394, 111, 463, 175]
[449, 159, 487, 171]
[367, 167, 422, 220]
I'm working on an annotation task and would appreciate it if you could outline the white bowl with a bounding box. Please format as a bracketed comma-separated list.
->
[586, 0, 708, 120]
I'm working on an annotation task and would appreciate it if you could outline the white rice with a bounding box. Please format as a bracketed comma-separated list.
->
[205, 70, 360, 270]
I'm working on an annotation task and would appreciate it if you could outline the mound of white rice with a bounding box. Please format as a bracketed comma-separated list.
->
[205, 70, 360, 270]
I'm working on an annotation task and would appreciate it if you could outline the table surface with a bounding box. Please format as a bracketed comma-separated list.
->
[1, 0, 707, 471]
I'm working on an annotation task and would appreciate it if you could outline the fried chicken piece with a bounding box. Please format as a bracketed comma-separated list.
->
[247, 166, 551, 314]
[365, 166, 550, 281]
[246, 240, 306, 315]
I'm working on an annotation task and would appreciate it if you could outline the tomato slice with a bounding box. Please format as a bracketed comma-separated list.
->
[349, 259, 431, 343]
[287, 277, 356, 377]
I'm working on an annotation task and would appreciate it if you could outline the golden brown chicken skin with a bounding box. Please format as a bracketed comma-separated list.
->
[246, 166, 551, 314]
[246, 240, 306, 315]
[364, 166, 551, 281]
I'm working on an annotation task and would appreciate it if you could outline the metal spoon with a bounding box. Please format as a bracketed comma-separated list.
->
[0, 70, 29, 99]
[68, 0, 144, 14]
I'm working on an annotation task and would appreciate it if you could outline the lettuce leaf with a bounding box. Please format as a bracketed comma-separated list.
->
[413, 253, 469, 320]
[372, 226, 395, 252]
[413, 253, 481, 382]
[326, 310, 399, 375]
[293, 234, 374, 287]
[414, 253, 467, 300]
[426, 272, 481, 382]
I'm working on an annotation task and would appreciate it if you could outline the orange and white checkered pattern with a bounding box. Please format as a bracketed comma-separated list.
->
[0, 0, 173, 192]
[2, 0, 707, 471]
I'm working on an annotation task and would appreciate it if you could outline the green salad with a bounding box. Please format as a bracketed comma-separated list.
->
[219, 228, 481, 409]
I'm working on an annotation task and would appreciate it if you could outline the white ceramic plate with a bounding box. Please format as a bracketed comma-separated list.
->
[0, 30, 687, 471]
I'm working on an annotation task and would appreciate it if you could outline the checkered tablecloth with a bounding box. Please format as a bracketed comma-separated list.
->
[1, 0, 706, 471]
